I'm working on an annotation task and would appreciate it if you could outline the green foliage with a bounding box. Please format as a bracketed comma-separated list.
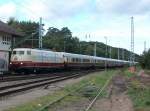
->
[43, 27, 139, 59]
[43, 27, 80, 53]
[124, 68, 150, 110]
[139, 49, 150, 69]
[7, 18, 139, 60]
[128, 84, 150, 109]
[7, 17, 39, 48]
[123, 70, 135, 79]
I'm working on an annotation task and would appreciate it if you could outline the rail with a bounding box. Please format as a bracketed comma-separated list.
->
[36, 83, 90, 111]
[84, 74, 113, 111]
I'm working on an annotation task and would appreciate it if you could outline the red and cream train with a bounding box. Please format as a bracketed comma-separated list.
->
[9, 48, 134, 73]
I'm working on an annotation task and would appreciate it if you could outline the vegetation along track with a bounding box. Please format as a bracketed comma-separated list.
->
[0, 70, 99, 98]
[84, 74, 113, 111]
[36, 70, 113, 111]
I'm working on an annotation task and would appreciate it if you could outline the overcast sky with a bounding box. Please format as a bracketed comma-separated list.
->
[0, 0, 150, 54]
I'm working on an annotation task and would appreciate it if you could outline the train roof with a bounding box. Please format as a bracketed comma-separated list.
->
[13, 48, 56, 53]
[12, 48, 137, 63]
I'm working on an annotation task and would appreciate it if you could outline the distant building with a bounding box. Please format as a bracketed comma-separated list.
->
[0, 21, 22, 73]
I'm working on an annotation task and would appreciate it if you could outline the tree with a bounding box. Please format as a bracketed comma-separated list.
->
[43, 27, 80, 53]
[7, 18, 39, 48]
[139, 49, 150, 69]
[7, 18, 139, 60]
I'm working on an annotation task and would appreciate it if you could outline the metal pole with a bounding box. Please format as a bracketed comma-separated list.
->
[104, 36, 107, 71]
[105, 37, 108, 57]
[122, 49, 124, 60]
[39, 17, 42, 49]
[118, 48, 119, 60]
[109, 47, 111, 58]
[130, 16, 135, 66]
[144, 41, 146, 52]
[94, 42, 96, 56]
[32, 33, 33, 48]
[64, 41, 65, 52]
[79, 42, 81, 54]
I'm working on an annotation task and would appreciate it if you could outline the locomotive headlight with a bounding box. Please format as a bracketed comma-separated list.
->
[10, 62, 12, 65]
[20, 62, 23, 65]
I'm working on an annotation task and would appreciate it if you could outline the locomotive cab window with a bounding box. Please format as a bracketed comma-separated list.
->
[19, 51, 24, 55]
[13, 51, 16, 54]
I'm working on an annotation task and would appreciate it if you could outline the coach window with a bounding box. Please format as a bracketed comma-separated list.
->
[72, 58, 74, 62]
[27, 51, 31, 55]
[76, 58, 78, 63]
[77, 58, 79, 63]
[78, 58, 81, 63]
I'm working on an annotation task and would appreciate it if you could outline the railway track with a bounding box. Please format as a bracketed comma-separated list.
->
[35, 70, 113, 111]
[84, 75, 113, 111]
[0, 72, 65, 82]
[0, 69, 102, 82]
[0, 69, 99, 98]
[0, 74, 80, 97]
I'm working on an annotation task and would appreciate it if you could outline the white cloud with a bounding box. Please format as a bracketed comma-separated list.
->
[95, 0, 150, 15]
[0, 2, 16, 21]
[0, 0, 150, 54]
[18, 0, 90, 21]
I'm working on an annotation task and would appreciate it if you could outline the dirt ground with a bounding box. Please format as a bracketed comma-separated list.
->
[93, 75, 134, 111]
[93, 70, 150, 111]
[137, 70, 150, 86]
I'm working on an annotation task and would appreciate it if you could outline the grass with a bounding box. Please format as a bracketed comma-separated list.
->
[128, 85, 150, 110]
[5, 91, 67, 111]
[123, 69, 136, 78]
[47, 70, 116, 111]
[5, 70, 117, 111]
[124, 68, 150, 111]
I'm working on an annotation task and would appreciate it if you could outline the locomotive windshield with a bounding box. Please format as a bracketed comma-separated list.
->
[13, 51, 16, 54]
[12, 51, 24, 55]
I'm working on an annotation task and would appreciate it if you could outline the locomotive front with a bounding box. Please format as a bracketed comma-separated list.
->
[9, 48, 32, 72]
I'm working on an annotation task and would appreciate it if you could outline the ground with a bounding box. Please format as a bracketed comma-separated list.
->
[92, 74, 134, 111]
[1, 69, 150, 111]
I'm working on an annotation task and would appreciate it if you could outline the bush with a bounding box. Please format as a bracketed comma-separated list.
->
[139, 49, 150, 69]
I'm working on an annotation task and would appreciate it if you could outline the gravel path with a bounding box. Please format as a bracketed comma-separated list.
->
[94, 93, 133, 111]
[92, 75, 134, 111]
